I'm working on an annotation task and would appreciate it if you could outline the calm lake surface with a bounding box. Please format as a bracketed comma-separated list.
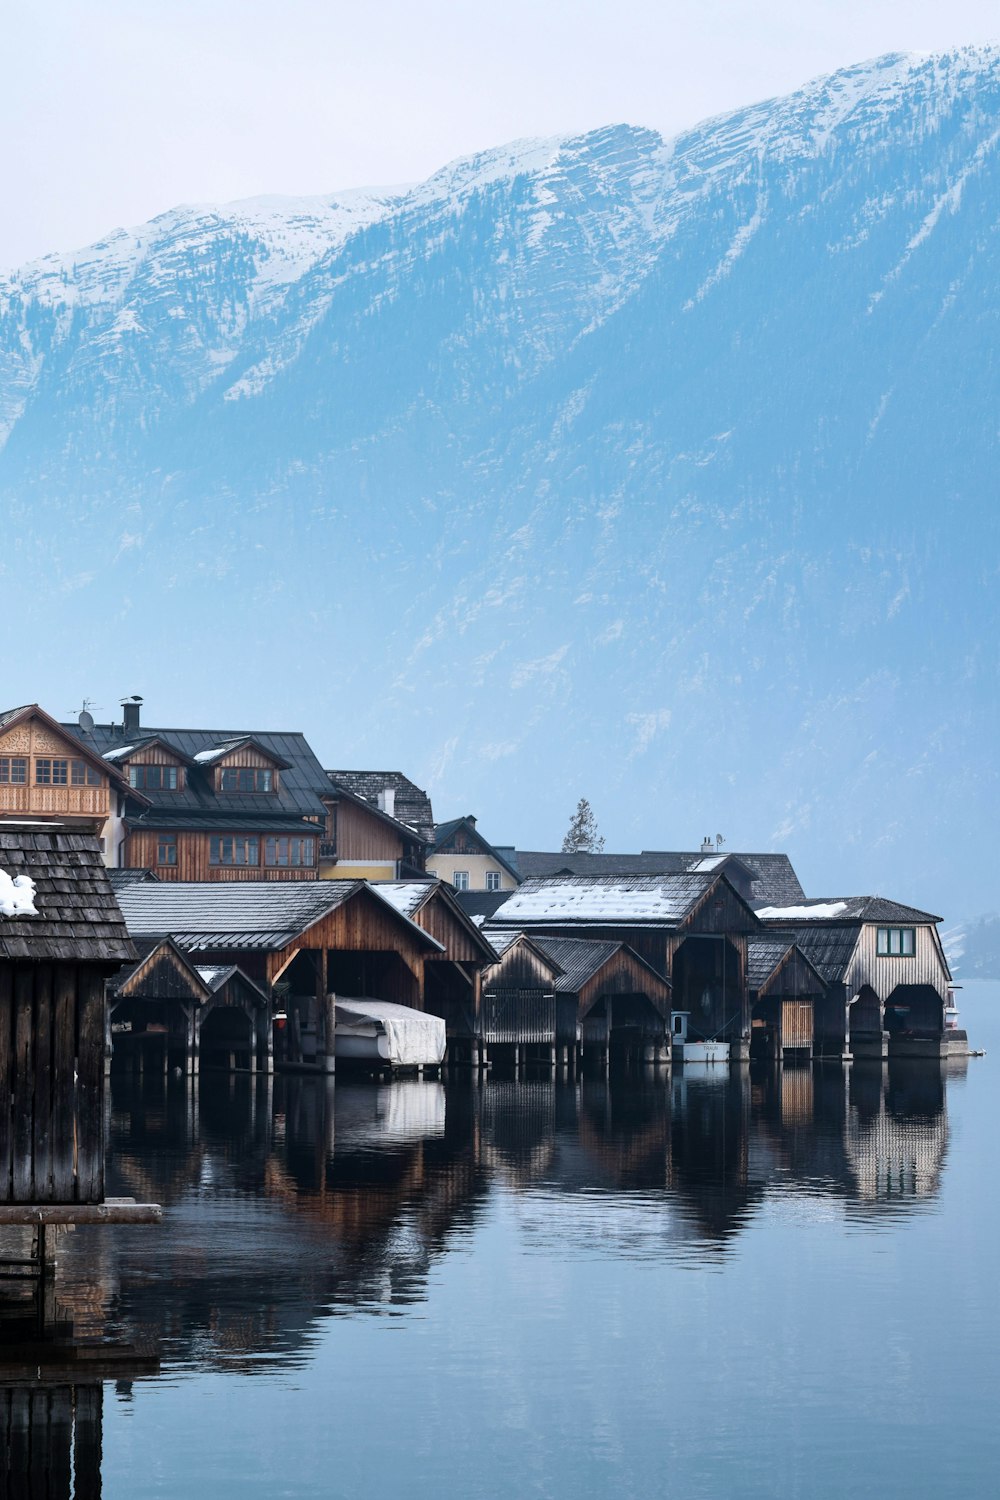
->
[8, 985, 1000, 1498]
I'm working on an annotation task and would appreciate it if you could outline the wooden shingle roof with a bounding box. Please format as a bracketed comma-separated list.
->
[0, 824, 136, 965]
[510, 850, 805, 904]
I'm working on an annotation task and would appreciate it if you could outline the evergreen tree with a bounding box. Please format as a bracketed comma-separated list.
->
[561, 798, 605, 853]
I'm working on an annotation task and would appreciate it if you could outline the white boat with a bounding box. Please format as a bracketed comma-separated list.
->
[334, 998, 446, 1070]
[678, 1040, 730, 1064]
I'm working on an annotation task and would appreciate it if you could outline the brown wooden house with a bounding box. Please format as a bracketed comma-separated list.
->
[0, 704, 139, 855]
[747, 938, 827, 1060]
[112, 877, 446, 1071]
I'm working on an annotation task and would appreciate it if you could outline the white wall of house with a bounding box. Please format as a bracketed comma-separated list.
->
[426, 853, 517, 892]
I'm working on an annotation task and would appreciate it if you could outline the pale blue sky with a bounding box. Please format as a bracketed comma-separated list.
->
[3, 0, 999, 270]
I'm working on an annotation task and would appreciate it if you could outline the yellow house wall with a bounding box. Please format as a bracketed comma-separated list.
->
[426, 853, 517, 891]
[320, 860, 398, 881]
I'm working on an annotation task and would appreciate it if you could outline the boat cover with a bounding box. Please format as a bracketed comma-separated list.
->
[334, 998, 447, 1066]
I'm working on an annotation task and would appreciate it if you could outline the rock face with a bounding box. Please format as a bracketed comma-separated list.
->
[2, 47, 998, 913]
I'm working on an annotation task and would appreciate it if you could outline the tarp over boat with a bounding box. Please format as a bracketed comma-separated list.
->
[334, 998, 446, 1067]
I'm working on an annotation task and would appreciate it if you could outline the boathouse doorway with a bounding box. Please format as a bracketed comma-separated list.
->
[671, 936, 744, 1044]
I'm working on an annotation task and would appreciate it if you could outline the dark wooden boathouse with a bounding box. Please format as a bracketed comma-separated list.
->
[0, 824, 137, 1205]
[747, 938, 826, 1060]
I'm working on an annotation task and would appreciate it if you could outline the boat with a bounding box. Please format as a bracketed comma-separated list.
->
[334, 998, 446, 1071]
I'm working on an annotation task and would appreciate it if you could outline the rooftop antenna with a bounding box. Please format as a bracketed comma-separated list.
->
[76, 698, 96, 735]
[716, 834, 725, 851]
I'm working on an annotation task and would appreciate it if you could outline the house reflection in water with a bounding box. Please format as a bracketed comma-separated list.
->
[39, 1057, 958, 1380]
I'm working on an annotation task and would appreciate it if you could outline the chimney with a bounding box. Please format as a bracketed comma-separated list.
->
[378, 788, 396, 819]
[121, 695, 143, 735]
[467, 815, 477, 827]
[700, 835, 714, 854]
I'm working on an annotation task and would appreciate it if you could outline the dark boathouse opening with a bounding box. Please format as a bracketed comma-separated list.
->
[671, 935, 744, 1043]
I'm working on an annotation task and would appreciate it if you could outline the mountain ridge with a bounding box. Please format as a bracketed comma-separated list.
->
[2, 45, 998, 919]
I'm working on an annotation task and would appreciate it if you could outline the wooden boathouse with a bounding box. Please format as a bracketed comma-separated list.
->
[486, 872, 761, 1061]
[754, 896, 957, 1059]
[111, 877, 464, 1072]
[747, 938, 826, 1060]
[0, 823, 160, 1299]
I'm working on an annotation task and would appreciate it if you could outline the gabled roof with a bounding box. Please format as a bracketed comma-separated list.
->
[110, 934, 213, 1000]
[112, 878, 444, 954]
[454, 890, 511, 921]
[486, 872, 741, 929]
[776, 927, 861, 985]
[0, 822, 136, 964]
[481, 928, 566, 975]
[63, 719, 330, 821]
[754, 896, 942, 924]
[326, 771, 434, 843]
[746, 937, 827, 995]
[190, 737, 292, 770]
[372, 879, 498, 961]
[432, 817, 521, 881]
[509, 850, 804, 904]
[0, 703, 138, 795]
[194, 964, 271, 1007]
[102, 735, 201, 769]
[330, 780, 432, 846]
[531, 936, 671, 995]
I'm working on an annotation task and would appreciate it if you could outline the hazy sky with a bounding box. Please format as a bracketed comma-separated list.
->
[3, 0, 999, 271]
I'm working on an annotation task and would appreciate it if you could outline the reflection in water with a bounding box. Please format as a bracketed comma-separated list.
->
[36, 1056, 956, 1373]
[0, 1054, 969, 1495]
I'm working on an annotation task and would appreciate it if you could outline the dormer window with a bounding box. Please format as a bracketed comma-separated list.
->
[221, 767, 274, 793]
[128, 764, 179, 791]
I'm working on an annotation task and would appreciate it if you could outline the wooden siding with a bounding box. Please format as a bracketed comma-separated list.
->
[483, 940, 562, 991]
[334, 799, 404, 861]
[0, 720, 111, 822]
[575, 951, 672, 1019]
[126, 829, 318, 881]
[413, 891, 493, 964]
[212, 745, 283, 792]
[265, 887, 431, 993]
[782, 999, 813, 1049]
[0, 961, 104, 1203]
[844, 924, 950, 1003]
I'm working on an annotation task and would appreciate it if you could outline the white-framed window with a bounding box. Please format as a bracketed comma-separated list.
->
[452, 870, 470, 891]
[485, 870, 502, 891]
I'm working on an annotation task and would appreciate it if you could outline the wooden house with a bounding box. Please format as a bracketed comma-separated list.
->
[487, 872, 761, 1059]
[112, 877, 447, 1072]
[747, 938, 827, 1059]
[371, 881, 497, 1058]
[427, 816, 520, 893]
[478, 931, 564, 1053]
[508, 847, 806, 905]
[0, 823, 136, 1204]
[537, 936, 672, 1059]
[754, 896, 955, 1058]
[322, 776, 431, 880]
[108, 937, 272, 1075]
[0, 704, 139, 856]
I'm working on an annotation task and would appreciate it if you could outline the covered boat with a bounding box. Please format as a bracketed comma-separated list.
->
[334, 998, 447, 1070]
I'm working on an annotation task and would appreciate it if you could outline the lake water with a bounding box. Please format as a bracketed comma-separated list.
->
[4, 984, 999, 1498]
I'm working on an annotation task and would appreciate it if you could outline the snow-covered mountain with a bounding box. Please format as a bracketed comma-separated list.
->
[2, 47, 998, 916]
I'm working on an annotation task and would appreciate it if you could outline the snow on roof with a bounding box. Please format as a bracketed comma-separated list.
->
[489, 872, 715, 926]
[0, 869, 38, 917]
[371, 882, 434, 919]
[102, 744, 135, 761]
[756, 901, 849, 921]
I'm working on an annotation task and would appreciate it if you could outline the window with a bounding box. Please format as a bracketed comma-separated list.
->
[128, 764, 179, 791]
[210, 835, 259, 867]
[876, 927, 915, 957]
[485, 871, 502, 892]
[0, 757, 27, 784]
[264, 836, 316, 867]
[71, 759, 102, 787]
[35, 758, 69, 785]
[221, 767, 273, 793]
[157, 835, 178, 867]
[452, 870, 470, 891]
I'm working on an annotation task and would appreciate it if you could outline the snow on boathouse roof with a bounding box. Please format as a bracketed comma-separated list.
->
[487, 872, 721, 928]
[754, 896, 942, 924]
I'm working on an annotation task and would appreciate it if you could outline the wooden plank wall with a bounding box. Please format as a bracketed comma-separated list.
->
[0, 960, 105, 1204]
[127, 829, 317, 881]
[334, 800, 404, 861]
